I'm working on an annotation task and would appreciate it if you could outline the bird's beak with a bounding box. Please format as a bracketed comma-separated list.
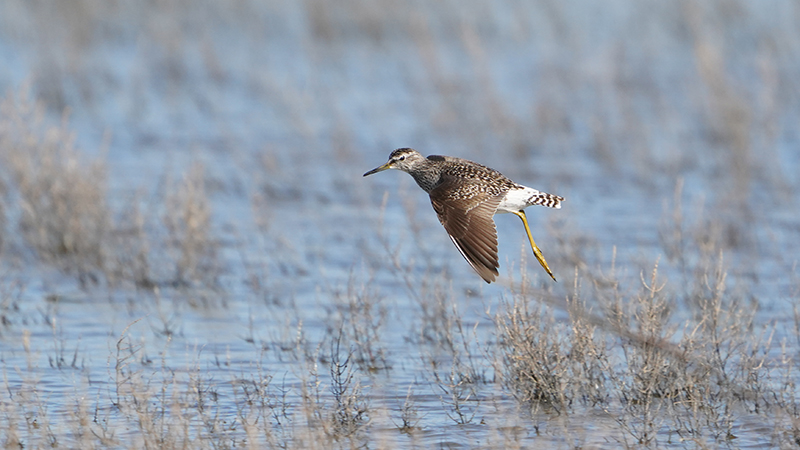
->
[363, 161, 392, 177]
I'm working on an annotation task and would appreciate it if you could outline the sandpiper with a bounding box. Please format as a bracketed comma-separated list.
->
[364, 148, 563, 283]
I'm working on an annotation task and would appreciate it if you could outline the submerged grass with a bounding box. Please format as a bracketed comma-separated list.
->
[0, 90, 110, 279]
[0, 91, 222, 292]
[164, 162, 219, 287]
[6, 226, 798, 448]
[1, 0, 800, 449]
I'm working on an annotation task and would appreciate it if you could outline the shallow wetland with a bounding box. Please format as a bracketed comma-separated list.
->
[1, 1, 800, 448]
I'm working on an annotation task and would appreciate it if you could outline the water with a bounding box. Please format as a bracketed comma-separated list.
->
[1, 1, 799, 448]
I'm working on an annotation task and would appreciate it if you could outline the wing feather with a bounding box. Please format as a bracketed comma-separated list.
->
[430, 179, 505, 283]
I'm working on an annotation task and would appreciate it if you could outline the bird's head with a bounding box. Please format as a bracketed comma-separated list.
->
[363, 148, 425, 176]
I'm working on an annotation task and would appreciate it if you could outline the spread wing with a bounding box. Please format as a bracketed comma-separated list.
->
[430, 179, 504, 283]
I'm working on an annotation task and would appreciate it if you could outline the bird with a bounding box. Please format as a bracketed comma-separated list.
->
[363, 148, 563, 283]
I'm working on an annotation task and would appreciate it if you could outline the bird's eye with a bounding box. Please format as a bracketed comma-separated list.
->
[398, 156, 405, 161]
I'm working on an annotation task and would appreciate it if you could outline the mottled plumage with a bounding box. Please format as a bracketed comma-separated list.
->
[364, 148, 563, 283]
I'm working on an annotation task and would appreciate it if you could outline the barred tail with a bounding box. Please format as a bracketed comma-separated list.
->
[529, 192, 563, 209]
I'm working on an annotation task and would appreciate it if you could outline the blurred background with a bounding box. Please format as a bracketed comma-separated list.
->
[1, 0, 796, 288]
[1, 1, 799, 448]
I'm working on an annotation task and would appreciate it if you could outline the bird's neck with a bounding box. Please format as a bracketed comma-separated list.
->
[408, 162, 440, 193]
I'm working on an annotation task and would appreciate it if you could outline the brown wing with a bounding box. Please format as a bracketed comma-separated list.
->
[430, 180, 504, 283]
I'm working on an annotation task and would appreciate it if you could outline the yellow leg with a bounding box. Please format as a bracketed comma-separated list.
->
[512, 210, 557, 282]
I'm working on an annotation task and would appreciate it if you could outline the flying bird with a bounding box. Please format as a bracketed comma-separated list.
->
[364, 148, 563, 283]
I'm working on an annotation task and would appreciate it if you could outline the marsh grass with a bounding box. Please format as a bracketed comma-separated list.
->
[495, 294, 570, 409]
[485, 232, 797, 448]
[2, 0, 800, 448]
[164, 162, 219, 287]
[0, 91, 222, 292]
[327, 275, 389, 371]
[395, 384, 422, 433]
[108, 193, 155, 288]
[4, 216, 800, 447]
[0, 90, 110, 279]
[326, 335, 370, 441]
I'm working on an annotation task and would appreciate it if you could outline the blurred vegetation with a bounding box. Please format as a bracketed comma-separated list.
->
[0, 0, 799, 448]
